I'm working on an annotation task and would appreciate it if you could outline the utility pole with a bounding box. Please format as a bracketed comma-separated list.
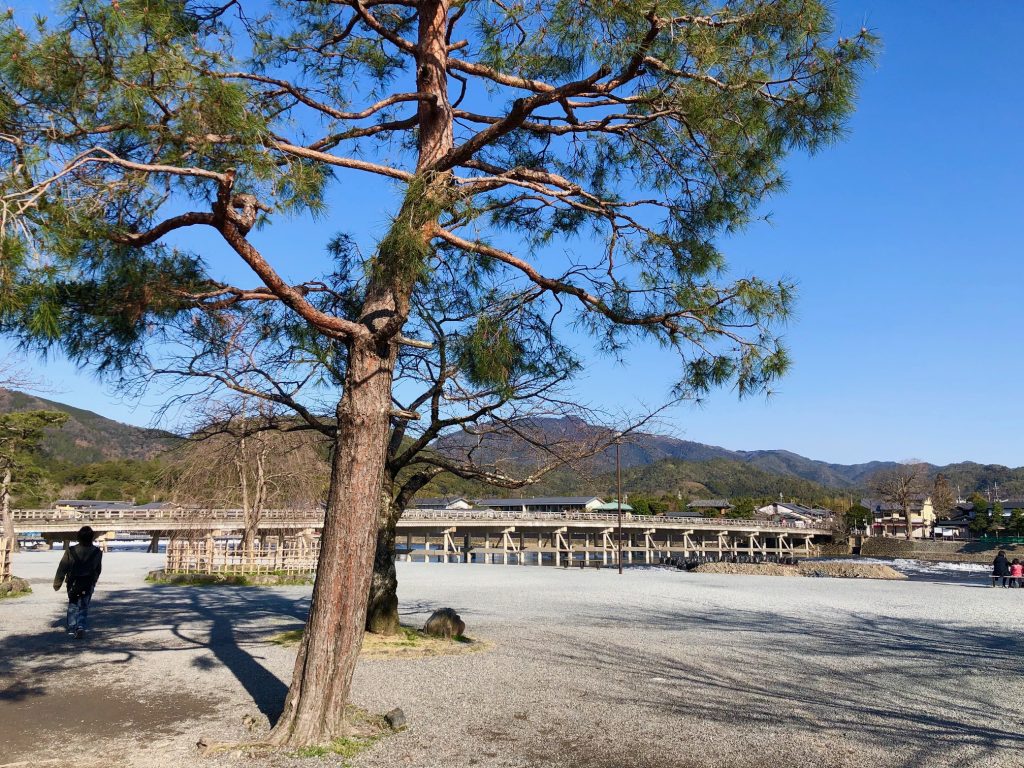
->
[616, 434, 623, 575]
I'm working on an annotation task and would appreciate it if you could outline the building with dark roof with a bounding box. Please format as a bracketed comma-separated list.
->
[475, 496, 604, 514]
[685, 499, 733, 516]
[861, 496, 936, 539]
[756, 502, 833, 527]
[54, 499, 132, 511]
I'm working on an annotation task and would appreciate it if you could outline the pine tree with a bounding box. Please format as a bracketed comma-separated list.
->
[0, 0, 876, 746]
[0, 411, 69, 543]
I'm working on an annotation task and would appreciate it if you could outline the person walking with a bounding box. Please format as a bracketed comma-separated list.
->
[992, 550, 1011, 588]
[53, 526, 103, 639]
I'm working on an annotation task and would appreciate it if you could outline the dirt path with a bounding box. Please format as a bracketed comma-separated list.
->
[3, 552, 1023, 768]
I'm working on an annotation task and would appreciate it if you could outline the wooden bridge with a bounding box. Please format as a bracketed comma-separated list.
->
[10, 507, 832, 565]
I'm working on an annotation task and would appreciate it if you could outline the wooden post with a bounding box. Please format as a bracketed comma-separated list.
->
[205, 535, 215, 575]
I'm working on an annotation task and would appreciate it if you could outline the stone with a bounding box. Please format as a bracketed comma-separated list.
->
[422, 607, 466, 639]
[385, 707, 407, 730]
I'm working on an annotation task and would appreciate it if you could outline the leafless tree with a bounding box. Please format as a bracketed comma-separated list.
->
[873, 462, 928, 540]
[931, 473, 956, 521]
[166, 398, 329, 550]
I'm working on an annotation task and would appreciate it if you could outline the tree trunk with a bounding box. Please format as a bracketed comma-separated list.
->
[1, 467, 16, 550]
[366, 469, 441, 636]
[366, 495, 401, 635]
[905, 505, 913, 540]
[269, 0, 452, 744]
[268, 339, 395, 745]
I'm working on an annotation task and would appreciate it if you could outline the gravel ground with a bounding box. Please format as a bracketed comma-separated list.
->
[2, 552, 1023, 768]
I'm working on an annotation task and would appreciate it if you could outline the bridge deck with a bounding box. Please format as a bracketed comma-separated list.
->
[10, 507, 832, 537]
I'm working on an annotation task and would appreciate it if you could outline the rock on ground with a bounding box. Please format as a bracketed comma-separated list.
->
[422, 607, 466, 638]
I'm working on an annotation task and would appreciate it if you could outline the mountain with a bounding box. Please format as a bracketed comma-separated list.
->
[437, 416, 900, 490]
[0, 388, 178, 463]
[6, 390, 1024, 503]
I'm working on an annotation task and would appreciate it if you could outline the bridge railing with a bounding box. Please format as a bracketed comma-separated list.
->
[401, 508, 831, 531]
[11, 507, 325, 524]
[12, 506, 832, 534]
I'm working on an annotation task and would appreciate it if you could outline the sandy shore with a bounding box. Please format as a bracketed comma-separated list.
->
[2, 552, 1022, 768]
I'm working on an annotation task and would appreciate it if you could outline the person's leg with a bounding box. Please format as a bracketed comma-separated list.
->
[77, 592, 92, 634]
[66, 595, 79, 635]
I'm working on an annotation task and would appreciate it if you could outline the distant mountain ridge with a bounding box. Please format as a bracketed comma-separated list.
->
[0, 388, 177, 463]
[438, 415, 904, 490]
[4, 391, 1024, 499]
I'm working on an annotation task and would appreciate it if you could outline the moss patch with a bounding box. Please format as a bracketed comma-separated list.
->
[0, 577, 32, 598]
[146, 569, 314, 587]
[270, 624, 489, 659]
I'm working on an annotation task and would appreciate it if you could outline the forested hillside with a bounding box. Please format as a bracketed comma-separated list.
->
[0, 389, 176, 463]
[5, 392, 1024, 509]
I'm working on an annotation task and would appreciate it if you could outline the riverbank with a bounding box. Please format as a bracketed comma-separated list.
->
[2, 551, 1022, 768]
[859, 537, 1024, 563]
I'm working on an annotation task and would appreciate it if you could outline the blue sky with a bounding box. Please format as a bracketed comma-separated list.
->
[5, 1, 1024, 467]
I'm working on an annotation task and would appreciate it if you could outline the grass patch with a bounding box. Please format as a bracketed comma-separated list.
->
[146, 570, 314, 587]
[295, 735, 378, 759]
[269, 624, 489, 659]
[270, 628, 304, 647]
[291, 705, 389, 762]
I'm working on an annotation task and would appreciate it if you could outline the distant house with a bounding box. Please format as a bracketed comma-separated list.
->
[861, 495, 935, 539]
[475, 496, 604, 514]
[756, 502, 832, 527]
[665, 508, 703, 519]
[590, 499, 634, 514]
[53, 499, 132, 512]
[933, 515, 971, 538]
[943, 499, 1024, 537]
[409, 497, 474, 511]
[686, 499, 733, 516]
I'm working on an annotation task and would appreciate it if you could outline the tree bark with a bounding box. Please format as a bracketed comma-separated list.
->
[269, 0, 453, 744]
[268, 340, 396, 745]
[365, 495, 401, 635]
[1, 468, 16, 550]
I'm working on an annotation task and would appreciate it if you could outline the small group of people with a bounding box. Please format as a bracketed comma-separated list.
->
[52, 525, 103, 638]
[991, 550, 1024, 588]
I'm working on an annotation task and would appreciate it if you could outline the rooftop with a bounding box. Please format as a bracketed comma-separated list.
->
[687, 499, 733, 509]
[477, 497, 603, 507]
[54, 499, 132, 508]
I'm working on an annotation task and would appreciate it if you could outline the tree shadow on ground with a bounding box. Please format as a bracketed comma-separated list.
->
[0, 585, 311, 723]
[532, 603, 1024, 768]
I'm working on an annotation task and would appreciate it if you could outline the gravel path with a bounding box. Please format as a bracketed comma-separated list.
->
[2, 552, 1022, 768]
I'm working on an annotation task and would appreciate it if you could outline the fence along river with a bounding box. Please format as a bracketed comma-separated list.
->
[9, 507, 831, 570]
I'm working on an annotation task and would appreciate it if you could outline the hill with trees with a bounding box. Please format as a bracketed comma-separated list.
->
[5, 393, 1024, 509]
[0, 389, 176, 463]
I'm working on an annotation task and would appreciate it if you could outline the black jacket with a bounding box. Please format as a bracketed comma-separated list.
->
[992, 553, 1010, 577]
[54, 543, 103, 593]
